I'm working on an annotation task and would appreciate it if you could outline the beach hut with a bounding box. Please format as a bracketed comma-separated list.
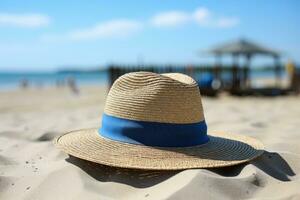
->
[204, 38, 282, 95]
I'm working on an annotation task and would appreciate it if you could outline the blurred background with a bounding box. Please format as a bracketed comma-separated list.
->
[1, 2, 300, 199]
[0, 0, 299, 95]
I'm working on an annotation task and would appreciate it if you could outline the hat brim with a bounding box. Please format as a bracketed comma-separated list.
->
[54, 128, 264, 170]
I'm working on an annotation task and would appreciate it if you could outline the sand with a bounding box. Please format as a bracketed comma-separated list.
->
[0, 85, 300, 200]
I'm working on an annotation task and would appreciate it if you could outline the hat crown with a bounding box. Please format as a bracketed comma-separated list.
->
[104, 72, 205, 124]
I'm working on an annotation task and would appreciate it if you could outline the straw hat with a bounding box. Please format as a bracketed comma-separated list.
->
[54, 72, 264, 170]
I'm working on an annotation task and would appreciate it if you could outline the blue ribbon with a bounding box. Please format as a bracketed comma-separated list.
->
[99, 113, 209, 147]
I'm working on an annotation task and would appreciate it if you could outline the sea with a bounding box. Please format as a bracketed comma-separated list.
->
[0, 71, 108, 91]
[0, 70, 286, 91]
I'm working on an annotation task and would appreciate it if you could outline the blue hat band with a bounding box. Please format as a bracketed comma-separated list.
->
[99, 113, 209, 147]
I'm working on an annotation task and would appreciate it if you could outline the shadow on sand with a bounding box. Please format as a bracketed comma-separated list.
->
[66, 151, 296, 188]
[66, 155, 181, 188]
[210, 151, 295, 181]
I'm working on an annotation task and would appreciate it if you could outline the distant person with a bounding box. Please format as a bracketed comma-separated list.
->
[286, 60, 300, 94]
[67, 76, 80, 95]
[286, 60, 295, 78]
[186, 65, 194, 77]
[20, 79, 29, 89]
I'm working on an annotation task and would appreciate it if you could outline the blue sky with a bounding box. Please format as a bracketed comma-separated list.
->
[0, 0, 299, 71]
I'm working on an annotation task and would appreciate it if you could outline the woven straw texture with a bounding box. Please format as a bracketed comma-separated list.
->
[54, 71, 264, 170]
[54, 128, 264, 170]
[104, 72, 204, 124]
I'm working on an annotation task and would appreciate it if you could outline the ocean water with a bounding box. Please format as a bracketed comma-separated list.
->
[0, 71, 108, 90]
[0, 69, 286, 91]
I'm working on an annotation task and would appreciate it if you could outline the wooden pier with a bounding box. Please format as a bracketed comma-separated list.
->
[107, 64, 290, 97]
[106, 39, 300, 96]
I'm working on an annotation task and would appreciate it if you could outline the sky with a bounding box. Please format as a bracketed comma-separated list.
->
[0, 0, 299, 71]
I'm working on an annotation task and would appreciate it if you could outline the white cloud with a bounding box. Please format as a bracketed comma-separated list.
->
[150, 11, 190, 27]
[0, 13, 50, 28]
[41, 19, 142, 42]
[150, 7, 239, 28]
[69, 19, 142, 40]
[40, 7, 239, 43]
[193, 7, 211, 25]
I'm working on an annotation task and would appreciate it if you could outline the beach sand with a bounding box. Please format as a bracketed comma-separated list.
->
[0, 85, 300, 200]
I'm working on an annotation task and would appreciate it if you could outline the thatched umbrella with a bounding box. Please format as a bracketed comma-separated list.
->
[204, 38, 281, 88]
